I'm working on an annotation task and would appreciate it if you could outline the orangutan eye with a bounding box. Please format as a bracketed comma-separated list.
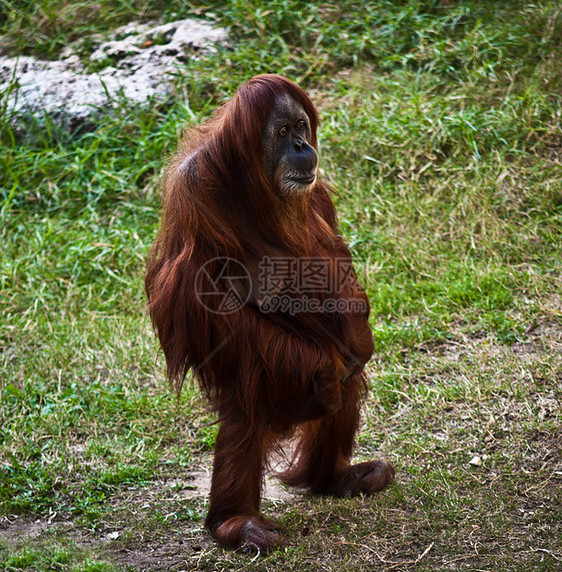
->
[278, 126, 288, 136]
[296, 120, 306, 130]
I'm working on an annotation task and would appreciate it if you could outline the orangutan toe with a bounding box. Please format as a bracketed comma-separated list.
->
[214, 515, 284, 553]
[238, 516, 284, 553]
[337, 460, 395, 497]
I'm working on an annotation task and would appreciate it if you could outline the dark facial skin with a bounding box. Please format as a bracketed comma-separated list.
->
[263, 94, 319, 195]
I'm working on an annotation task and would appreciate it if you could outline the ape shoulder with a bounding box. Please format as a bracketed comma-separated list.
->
[311, 184, 338, 232]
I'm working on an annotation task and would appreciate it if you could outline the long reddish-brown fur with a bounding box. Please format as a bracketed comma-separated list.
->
[145, 75, 391, 551]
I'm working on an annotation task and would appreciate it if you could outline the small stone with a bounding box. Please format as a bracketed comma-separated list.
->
[107, 531, 120, 540]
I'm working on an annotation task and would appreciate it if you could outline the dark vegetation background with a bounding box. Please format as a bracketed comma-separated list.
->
[0, 1, 560, 570]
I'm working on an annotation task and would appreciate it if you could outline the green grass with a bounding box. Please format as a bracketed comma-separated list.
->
[0, 540, 119, 571]
[1, 0, 561, 570]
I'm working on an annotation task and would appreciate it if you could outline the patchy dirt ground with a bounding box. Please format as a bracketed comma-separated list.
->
[0, 457, 299, 571]
[1, 323, 560, 571]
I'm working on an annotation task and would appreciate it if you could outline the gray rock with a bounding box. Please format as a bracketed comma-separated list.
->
[0, 18, 227, 131]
